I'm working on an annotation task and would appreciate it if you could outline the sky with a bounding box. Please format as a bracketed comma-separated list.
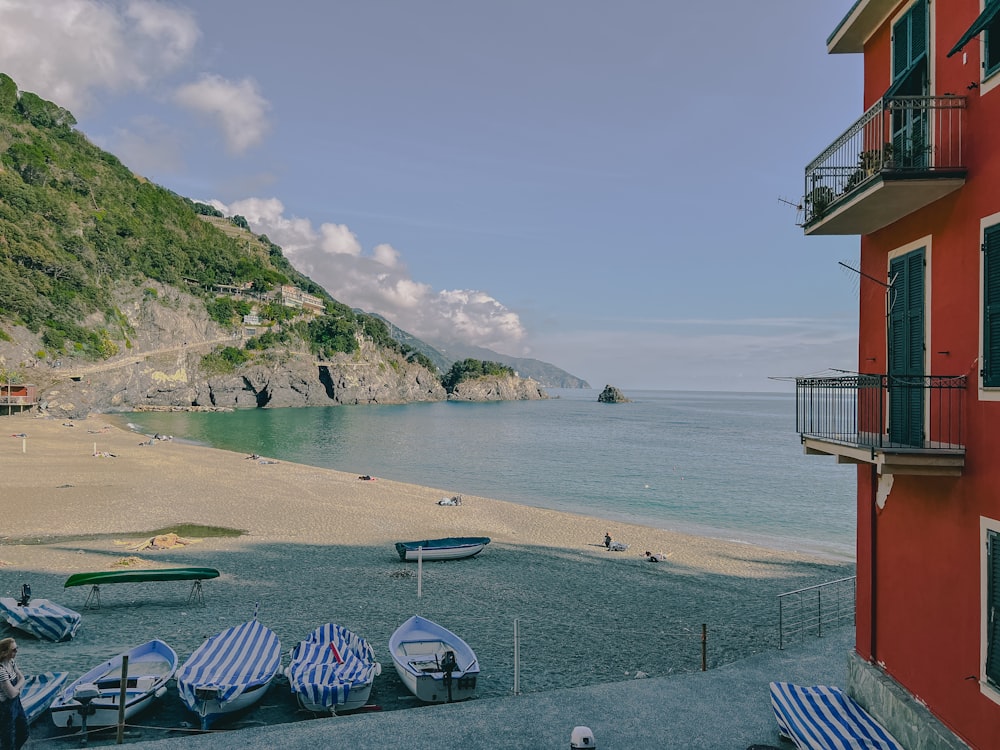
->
[0, 1, 865, 392]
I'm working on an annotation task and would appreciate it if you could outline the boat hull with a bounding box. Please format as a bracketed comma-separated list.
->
[175, 619, 281, 730]
[389, 615, 479, 704]
[22, 672, 70, 724]
[64, 567, 220, 588]
[394, 537, 491, 562]
[286, 623, 381, 714]
[50, 639, 177, 728]
[184, 681, 272, 729]
[0, 597, 82, 641]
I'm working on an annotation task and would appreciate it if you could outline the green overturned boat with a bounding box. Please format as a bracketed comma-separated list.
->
[64, 567, 220, 587]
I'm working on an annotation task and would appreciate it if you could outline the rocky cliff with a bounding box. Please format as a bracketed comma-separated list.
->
[0, 283, 454, 419]
[448, 375, 548, 402]
[0, 283, 559, 418]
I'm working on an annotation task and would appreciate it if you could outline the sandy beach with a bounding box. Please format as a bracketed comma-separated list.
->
[0, 411, 855, 744]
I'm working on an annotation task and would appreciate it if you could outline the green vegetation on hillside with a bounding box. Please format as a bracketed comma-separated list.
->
[0, 73, 440, 379]
[442, 358, 515, 391]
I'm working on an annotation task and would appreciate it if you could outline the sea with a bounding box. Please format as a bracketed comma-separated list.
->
[118, 389, 857, 562]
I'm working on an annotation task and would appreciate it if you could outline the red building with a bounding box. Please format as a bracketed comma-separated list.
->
[796, 2, 1000, 748]
[1, 383, 36, 414]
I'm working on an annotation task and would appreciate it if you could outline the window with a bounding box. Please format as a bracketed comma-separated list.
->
[888, 249, 925, 446]
[948, 0, 1000, 79]
[983, 224, 1000, 387]
[888, 1, 929, 168]
[987, 9, 1000, 77]
[987, 529, 1000, 687]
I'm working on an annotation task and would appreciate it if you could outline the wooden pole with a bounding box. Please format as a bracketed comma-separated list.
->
[513, 618, 520, 696]
[701, 624, 707, 672]
[116, 654, 129, 744]
[417, 546, 423, 598]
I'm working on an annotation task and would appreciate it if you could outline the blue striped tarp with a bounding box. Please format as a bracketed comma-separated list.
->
[0, 597, 82, 641]
[287, 623, 380, 709]
[769, 682, 905, 750]
[21, 672, 69, 724]
[176, 619, 281, 710]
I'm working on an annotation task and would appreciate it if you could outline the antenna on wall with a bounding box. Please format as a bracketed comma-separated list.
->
[778, 196, 804, 226]
[838, 260, 891, 290]
[840, 260, 900, 316]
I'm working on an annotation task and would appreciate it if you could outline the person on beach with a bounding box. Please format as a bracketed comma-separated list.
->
[645, 550, 666, 562]
[0, 638, 28, 750]
[604, 532, 612, 549]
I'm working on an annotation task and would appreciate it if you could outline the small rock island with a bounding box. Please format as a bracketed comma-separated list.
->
[597, 385, 631, 403]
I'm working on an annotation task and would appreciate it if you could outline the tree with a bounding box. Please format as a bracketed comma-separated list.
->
[442, 358, 514, 391]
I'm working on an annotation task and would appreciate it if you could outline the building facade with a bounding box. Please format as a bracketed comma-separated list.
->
[797, 2, 1000, 748]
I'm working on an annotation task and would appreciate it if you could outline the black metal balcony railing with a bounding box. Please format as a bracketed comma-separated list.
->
[803, 95, 966, 226]
[796, 374, 966, 450]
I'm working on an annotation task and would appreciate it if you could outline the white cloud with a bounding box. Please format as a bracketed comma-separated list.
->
[0, 0, 199, 113]
[211, 198, 528, 353]
[173, 74, 270, 154]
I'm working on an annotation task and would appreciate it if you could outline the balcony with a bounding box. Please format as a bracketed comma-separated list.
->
[803, 96, 967, 235]
[795, 374, 966, 476]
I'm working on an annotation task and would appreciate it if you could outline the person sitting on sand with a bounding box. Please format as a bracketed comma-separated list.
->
[645, 550, 666, 562]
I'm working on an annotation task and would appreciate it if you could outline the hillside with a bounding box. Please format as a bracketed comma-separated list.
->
[364, 317, 588, 388]
[426, 341, 590, 388]
[0, 74, 546, 416]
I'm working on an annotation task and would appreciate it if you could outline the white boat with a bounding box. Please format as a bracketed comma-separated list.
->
[394, 536, 491, 562]
[285, 623, 382, 714]
[50, 639, 177, 728]
[389, 615, 479, 703]
[0, 596, 82, 641]
[175, 617, 281, 729]
[22, 672, 70, 724]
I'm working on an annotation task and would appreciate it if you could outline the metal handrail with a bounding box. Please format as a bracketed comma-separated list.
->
[778, 576, 857, 650]
[804, 95, 966, 225]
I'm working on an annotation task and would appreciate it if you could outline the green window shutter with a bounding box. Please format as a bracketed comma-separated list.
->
[906, 251, 925, 373]
[984, 225, 1000, 387]
[888, 249, 925, 447]
[987, 11, 1000, 74]
[893, 13, 910, 78]
[893, 1, 927, 77]
[910, 1, 927, 60]
[987, 530, 1000, 686]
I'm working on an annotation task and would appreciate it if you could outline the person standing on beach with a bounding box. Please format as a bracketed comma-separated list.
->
[0, 638, 28, 750]
[604, 532, 612, 549]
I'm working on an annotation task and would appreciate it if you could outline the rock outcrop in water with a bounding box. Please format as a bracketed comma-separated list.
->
[448, 375, 548, 401]
[597, 385, 630, 403]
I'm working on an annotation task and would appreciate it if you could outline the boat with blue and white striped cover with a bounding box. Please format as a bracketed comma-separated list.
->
[175, 616, 281, 729]
[0, 596, 82, 641]
[769, 682, 905, 750]
[285, 623, 382, 714]
[50, 639, 177, 728]
[22, 672, 69, 724]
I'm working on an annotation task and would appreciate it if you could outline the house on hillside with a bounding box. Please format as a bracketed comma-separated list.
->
[278, 285, 324, 315]
[1, 383, 36, 415]
[795, 2, 1000, 748]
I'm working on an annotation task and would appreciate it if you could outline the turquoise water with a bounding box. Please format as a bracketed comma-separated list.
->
[120, 389, 856, 560]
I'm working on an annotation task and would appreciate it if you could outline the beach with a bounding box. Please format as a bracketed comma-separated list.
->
[0, 411, 855, 744]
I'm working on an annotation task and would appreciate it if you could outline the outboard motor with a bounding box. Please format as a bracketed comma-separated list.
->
[441, 650, 458, 702]
[16, 583, 30, 607]
[570, 726, 596, 749]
